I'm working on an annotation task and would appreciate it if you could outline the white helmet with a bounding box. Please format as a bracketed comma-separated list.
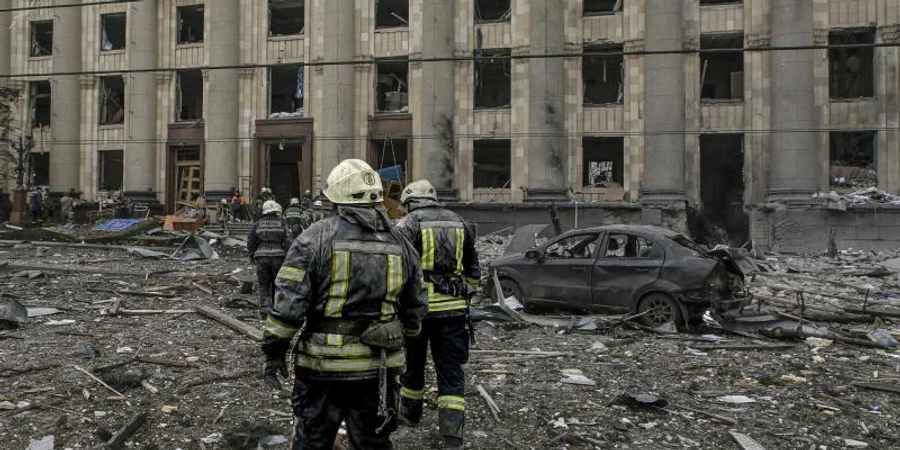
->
[290, 197, 300, 205]
[401, 179, 438, 204]
[323, 159, 383, 205]
[313, 200, 323, 207]
[262, 200, 282, 215]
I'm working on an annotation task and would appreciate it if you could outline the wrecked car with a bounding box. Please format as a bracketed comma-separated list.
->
[489, 225, 753, 328]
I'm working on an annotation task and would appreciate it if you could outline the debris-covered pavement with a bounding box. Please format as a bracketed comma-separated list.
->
[1, 234, 899, 449]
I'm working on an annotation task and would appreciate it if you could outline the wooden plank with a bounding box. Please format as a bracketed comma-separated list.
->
[193, 304, 263, 341]
[853, 382, 900, 395]
[104, 412, 148, 450]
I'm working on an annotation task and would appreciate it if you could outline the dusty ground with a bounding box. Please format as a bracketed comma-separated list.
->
[2, 243, 899, 449]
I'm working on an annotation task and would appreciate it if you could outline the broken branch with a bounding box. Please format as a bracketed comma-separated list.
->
[192, 304, 263, 341]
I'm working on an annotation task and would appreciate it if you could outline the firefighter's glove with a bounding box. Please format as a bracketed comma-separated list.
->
[262, 357, 288, 391]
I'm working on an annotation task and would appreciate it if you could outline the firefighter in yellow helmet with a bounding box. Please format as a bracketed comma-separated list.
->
[395, 180, 480, 450]
[261, 159, 427, 450]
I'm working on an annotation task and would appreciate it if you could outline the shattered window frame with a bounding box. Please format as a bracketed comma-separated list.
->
[829, 131, 877, 189]
[375, 0, 409, 29]
[699, 33, 744, 102]
[29, 80, 51, 129]
[375, 58, 409, 114]
[603, 233, 658, 259]
[474, 0, 511, 24]
[100, 12, 127, 52]
[99, 75, 126, 126]
[176, 4, 205, 45]
[583, 44, 624, 105]
[582, 137, 625, 188]
[29, 20, 53, 57]
[474, 48, 512, 109]
[176, 69, 204, 122]
[269, 64, 305, 116]
[473, 139, 512, 189]
[268, 0, 304, 37]
[828, 28, 875, 100]
[98, 149, 124, 192]
[583, 0, 622, 16]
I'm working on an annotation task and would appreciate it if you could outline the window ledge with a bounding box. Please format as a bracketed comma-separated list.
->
[375, 26, 409, 32]
[98, 123, 125, 129]
[475, 19, 510, 25]
[374, 111, 411, 117]
[99, 49, 126, 55]
[268, 34, 305, 41]
[829, 97, 877, 103]
[173, 119, 205, 126]
[700, 2, 744, 8]
[474, 106, 512, 112]
[175, 42, 204, 49]
[584, 102, 624, 108]
[583, 12, 622, 17]
[28, 55, 52, 61]
[700, 99, 744, 105]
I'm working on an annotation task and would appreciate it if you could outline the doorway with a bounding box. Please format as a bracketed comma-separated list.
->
[268, 142, 303, 206]
[172, 146, 202, 206]
[699, 134, 748, 247]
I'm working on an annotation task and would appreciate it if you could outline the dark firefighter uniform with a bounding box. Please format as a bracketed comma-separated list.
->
[283, 199, 305, 238]
[394, 180, 480, 449]
[300, 202, 328, 230]
[262, 159, 428, 450]
[247, 201, 292, 318]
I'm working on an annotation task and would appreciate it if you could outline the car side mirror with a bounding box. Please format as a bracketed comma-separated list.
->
[525, 249, 542, 259]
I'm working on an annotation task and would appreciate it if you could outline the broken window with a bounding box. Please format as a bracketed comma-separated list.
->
[177, 5, 204, 44]
[700, 33, 744, 101]
[474, 49, 511, 109]
[29, 152, 50, 186]
[545, 234, 599, 259]
[269, 65, 304, 117]
[375, 0, 408, 28]
[830, 131, 877, 189]
[176, 70, 203, 121]
[99, 76, 125, 125]
[473, 139, 511, 189]
[29, 81, 51, 129]
[475, 0, 510, 23]
[829, 28, 875, 99]
[376, 59, 408, 113]
[30, 20, 53, 57]
[269, 0, 304, 36]
[582, 137, 624, 187]
[371, 139, 409, 185]
[583, 0, 622, 16]
[583, 45, 624, 105]
[604, 234, 656, 258]
[100, 13, 126, 51]
[98, 150, 124, 191]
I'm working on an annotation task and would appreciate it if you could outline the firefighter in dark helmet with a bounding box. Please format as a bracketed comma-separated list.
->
[261, 159, 428, 450]
[394, 179, 480, 450]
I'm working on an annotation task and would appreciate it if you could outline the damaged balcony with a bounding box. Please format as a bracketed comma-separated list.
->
[700, 33, 744, 103]
[375, 59, 409, 114]
[99, 76, 125, 126]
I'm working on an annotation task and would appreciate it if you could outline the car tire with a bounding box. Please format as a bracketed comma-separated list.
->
[492, 278, 525, 304]
[637, 293, 683, 330]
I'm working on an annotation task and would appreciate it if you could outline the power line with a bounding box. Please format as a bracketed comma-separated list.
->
[1, 42, 899, 79]
[15, 126, 900, 146]
[0, 0, 142, 13]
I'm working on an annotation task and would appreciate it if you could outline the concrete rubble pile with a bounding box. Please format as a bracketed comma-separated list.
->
[814, 187, 900, 208]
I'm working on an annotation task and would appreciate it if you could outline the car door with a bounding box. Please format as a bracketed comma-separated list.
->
[592, 232, 663, 311]
[526, 233, 600, 310]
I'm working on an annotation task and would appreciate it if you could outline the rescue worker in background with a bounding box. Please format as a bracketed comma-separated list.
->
[247, 200, 292, 319]
[300, 189, 313, 210]
[261, 159, 427, 450]
[283, 197, 305, 238]
[59, 189, 74, 224]
[300, 199, 328, 230]
[255, 187, 275, 219]
[394, 179, 480, 450]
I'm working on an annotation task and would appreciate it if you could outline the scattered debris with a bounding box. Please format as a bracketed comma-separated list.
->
[559, 369, 596, 386]
[729, 430, 767, 450]
[192, 304, 263, 341]
[717, 395, 756, 404]
[0, 298, 27, 329]
[24, 435, 54, 450]
[476, 384, 502, 423]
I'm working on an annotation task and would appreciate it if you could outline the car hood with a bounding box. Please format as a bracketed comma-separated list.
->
[705, 247, 757, 278]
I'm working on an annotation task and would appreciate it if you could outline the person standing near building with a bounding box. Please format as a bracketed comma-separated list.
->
[283, 197, 304, 238]
[394, 179, 480, 450]
[28, 188, 42, 223]
[261, 159, 427, 449]
[247, 200, 292, 319]
[59, 189, 75, 224]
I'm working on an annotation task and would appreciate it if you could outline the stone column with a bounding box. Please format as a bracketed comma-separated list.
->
[124, 0, 158, 202]
[49, 0, 82, 194]
[767, 0, 817, 203]
[204, 0, 240, 199]
[309, 0, 356, 186]
[524, 0, 567, 201]
[0, 0, 10, 194]
[410, 0, 456, 199]
[640, 0, 686, 204]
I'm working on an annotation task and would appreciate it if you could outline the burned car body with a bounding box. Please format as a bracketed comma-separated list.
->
[490, 225, 752, 327]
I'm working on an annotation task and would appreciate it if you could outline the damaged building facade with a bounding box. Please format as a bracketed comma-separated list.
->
[1, 0, 899, 251]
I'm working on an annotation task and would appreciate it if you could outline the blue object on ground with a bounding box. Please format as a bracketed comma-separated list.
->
[95, 219, 143, 232]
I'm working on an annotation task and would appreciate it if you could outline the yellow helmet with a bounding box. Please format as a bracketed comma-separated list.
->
[323, 159, 384, 205]
[401, 179, 437, 204]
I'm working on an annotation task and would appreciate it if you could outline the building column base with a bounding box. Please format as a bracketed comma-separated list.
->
[766, 188, 818, 206]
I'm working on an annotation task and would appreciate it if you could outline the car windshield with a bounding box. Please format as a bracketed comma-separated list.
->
[668, 234, 707, 255]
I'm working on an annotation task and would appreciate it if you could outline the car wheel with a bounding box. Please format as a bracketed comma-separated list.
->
[492, 278, 524, 303]
[638, 293, 682, 330]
